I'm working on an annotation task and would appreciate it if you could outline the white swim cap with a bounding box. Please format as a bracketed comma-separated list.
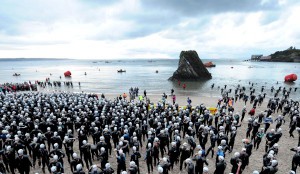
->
[130, 161, 136, 167]
[53, 155, 58, 160]
[76, 164, 82, 170]
[158, 166, 163, 173]
[234, 152, 240, 157]
[18, 149, 24, 155]
[105, 163, 111, 169]
[40, 144, 45, 149]
[51, 166, 57, 172]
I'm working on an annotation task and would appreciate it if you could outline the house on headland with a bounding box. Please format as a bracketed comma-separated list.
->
[251, 55, 263, 61]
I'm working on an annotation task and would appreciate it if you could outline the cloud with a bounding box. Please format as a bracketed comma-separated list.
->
[0, 0, 300, 59]
[142, 0, 282, 16]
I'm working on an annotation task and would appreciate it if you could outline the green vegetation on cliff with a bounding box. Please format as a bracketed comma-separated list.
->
[269, 46, 300, 62]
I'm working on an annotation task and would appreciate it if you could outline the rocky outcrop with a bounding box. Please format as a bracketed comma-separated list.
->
[169, 50, 212, 80]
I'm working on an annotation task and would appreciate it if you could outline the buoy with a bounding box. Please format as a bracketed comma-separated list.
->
[284, 74, 297, 82]
[64, 71, 71, 77]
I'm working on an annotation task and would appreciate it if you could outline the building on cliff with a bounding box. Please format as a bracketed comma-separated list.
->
[251, 55, 263, 61]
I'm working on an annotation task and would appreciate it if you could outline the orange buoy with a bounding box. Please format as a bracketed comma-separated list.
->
[64, 71, 72, 77]
[284, 74, 297, 82]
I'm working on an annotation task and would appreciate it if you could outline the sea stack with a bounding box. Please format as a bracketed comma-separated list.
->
[169, 50, 212, 80]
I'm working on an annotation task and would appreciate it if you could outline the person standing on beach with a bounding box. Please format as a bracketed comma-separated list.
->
[171, 89, 174, 95]
[248, 107, 256, 116]
[179, 143, 191, 171]
[214, 156, 226, 174]
[243, 95, 249, 105]
[116, 149, 126, 174]
[265, 129, 276, 152]
[145, 143, 153, 174]
[290, 146, 300, 172]
[211, 83, 215, 89]
[289, 117, 297, 138]
[193, 150, 208, 174]
[122, 93, 127, 99]
[172, 95, 176, 105]
[183, 84, 186, 90]
[130, 146, 141, 174]
[16, 149, 32, 174]
[254, 128, 264, 150]
[241, 106, 247, 122]
[264, 116, 273, 133]
[187, 97, 192, 105]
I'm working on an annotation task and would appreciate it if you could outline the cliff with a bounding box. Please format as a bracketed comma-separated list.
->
[263, 47, 300, 62]
[169, 50, 212, 81]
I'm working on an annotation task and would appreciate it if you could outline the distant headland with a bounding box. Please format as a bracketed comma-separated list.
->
[0, 58, 70, 61]
[247, 46, 300, 62]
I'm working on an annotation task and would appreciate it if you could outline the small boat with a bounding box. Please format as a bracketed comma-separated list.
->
[92, 61, 97, 63]
[155, 70, 158, 73]
[13, 73, 20, 76]
[248, 66, 254, 68]
[204, 61, 216, 67]
[84, 72, 87, 75]
[105, 61, 111, 63]
[117, 69, 126, 73]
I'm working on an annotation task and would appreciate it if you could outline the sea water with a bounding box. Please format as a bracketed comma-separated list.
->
[0, 58, 299, 99]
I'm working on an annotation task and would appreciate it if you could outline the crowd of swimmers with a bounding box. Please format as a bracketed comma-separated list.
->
[37, 79, 74, 89]
[128, 87, 140, 101]
[0, 82, 37, 93]
[0, 83, 299, 174]
[0, 79, 82, 94]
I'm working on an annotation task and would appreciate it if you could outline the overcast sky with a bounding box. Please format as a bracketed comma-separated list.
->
[0, 0, 299, 59]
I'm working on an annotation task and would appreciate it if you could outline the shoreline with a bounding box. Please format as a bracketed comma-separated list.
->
[7, 90, 266, 112]
[8, 85, 300, 102]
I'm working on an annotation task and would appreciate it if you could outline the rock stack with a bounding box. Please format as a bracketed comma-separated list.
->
[169, 50, 212, 80]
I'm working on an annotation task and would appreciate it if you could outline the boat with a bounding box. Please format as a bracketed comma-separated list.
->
[13, 73, 20, 76]
[105, 61, 111, 63]
[204, 61, 216, 67]
[117, 69, 126, 73]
